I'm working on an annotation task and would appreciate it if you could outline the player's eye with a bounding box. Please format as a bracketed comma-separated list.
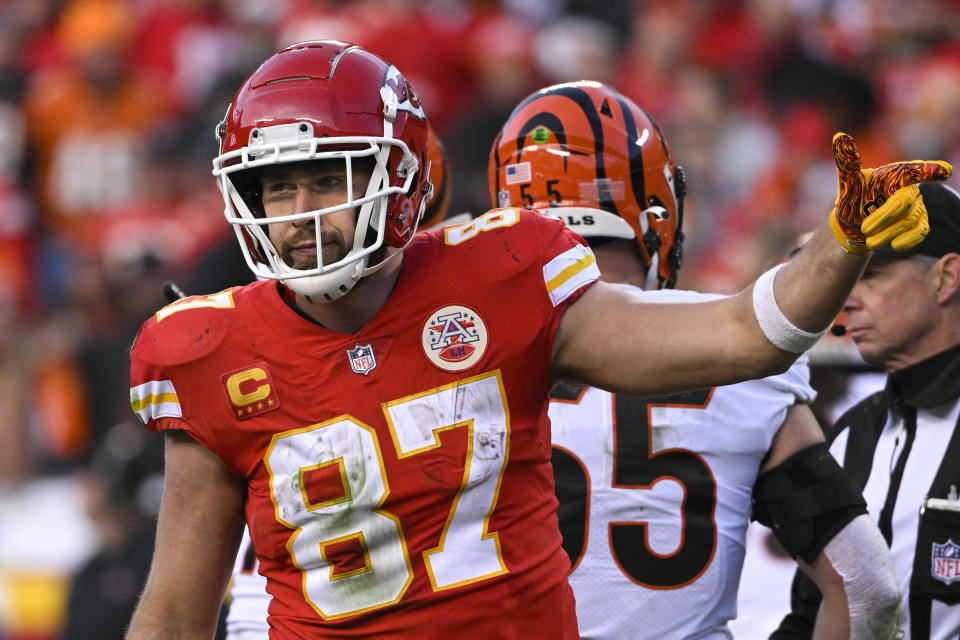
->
[313, 175, 345, 190]
[262, 181, 296, 198]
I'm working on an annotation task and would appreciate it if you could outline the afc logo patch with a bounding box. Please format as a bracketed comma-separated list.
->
[421, 305, 489, 372]
[222, 363, 281, 420]
[932, 539, 960, 584]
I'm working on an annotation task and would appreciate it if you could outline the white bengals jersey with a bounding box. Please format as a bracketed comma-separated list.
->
[549, 286, 816, 640]
[225, 527, 269, 640]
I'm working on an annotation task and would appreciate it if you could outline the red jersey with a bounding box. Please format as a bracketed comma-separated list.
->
[129, 209, 600, 638]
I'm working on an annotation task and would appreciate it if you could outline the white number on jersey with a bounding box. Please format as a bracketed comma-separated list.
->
[264, 371, 510, 619]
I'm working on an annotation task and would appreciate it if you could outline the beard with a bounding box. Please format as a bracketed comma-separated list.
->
[278, 228, 350, 270]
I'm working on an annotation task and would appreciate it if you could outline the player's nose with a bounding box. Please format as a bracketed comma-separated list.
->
[291, 187, 322, 223]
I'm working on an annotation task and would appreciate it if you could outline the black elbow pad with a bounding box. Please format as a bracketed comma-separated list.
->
[752, 442, 867, 563]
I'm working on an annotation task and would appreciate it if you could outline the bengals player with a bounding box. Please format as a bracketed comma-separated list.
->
[490, 80, 902, 639]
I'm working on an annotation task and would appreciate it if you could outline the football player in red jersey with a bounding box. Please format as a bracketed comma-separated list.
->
[491, 81, 902, 639]
[220, 120, 460, 640]
[125, 41, 951, 639]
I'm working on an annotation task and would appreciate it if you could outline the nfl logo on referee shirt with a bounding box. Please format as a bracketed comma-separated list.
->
[932, 539, 960, 584]
[348, 343, 377, 375]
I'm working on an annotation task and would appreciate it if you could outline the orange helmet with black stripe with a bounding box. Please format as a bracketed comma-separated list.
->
[420, 124, 452, 229]
[488, 81, 685, 288]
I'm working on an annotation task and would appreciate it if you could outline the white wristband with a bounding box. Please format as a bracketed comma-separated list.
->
[752, 263, 828, 353]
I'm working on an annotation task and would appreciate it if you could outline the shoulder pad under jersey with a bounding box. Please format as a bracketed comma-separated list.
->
[440, 207, 572, 257]
[132, 289, 237, 366]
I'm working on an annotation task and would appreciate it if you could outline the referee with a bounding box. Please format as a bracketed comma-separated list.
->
[772, 181, 960, 639]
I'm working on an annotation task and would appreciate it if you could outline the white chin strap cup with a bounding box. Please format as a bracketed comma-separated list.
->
[284, 256, 367, 302]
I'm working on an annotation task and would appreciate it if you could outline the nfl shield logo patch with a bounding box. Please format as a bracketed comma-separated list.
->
[347, 344, 377, 375]
[932, 539, 960, 584]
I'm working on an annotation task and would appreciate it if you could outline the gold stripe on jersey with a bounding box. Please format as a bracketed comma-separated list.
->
[130, 379, 182, 423]
[543, 244, 600, 307]
[156, 289, 235, 322]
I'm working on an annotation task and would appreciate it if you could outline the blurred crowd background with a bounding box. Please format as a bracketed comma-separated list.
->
[0, 0, 958, 638]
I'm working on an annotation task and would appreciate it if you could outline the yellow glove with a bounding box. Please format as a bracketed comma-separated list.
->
[829, 132, 952, 253]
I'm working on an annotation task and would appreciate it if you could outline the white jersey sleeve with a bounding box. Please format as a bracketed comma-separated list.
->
[225, 526, 270, 640]
[549, 286, 815, 640]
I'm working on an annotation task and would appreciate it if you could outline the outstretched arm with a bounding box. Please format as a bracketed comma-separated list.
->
[126, 430, 246, 640]
[552, 134, 951, 395]
[552, 220, 872, 395]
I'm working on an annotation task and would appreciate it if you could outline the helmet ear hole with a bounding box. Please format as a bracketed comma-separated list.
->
[385, 193, 417, 246]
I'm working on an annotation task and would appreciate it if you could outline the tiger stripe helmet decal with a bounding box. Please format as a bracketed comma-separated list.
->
[489, 81, 685, 289]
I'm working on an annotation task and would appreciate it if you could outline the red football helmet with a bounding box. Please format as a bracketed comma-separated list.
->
[489, 81, 685, 289]
[419, 124, 452, 229]
[213, 40, 430, 301]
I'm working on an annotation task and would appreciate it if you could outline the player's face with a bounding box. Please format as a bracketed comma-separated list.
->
[842, 254, 940, 370]
[260, 160, 372, 270]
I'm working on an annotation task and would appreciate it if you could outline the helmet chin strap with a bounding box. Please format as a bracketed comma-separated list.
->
[643, 253, 660, 291]
[640, 205, 667, 291]
[284, 255, 368, 302]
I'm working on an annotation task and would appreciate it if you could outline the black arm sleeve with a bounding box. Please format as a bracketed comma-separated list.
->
[769, 567, 824, 639]
[752, 442, 867, 563]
